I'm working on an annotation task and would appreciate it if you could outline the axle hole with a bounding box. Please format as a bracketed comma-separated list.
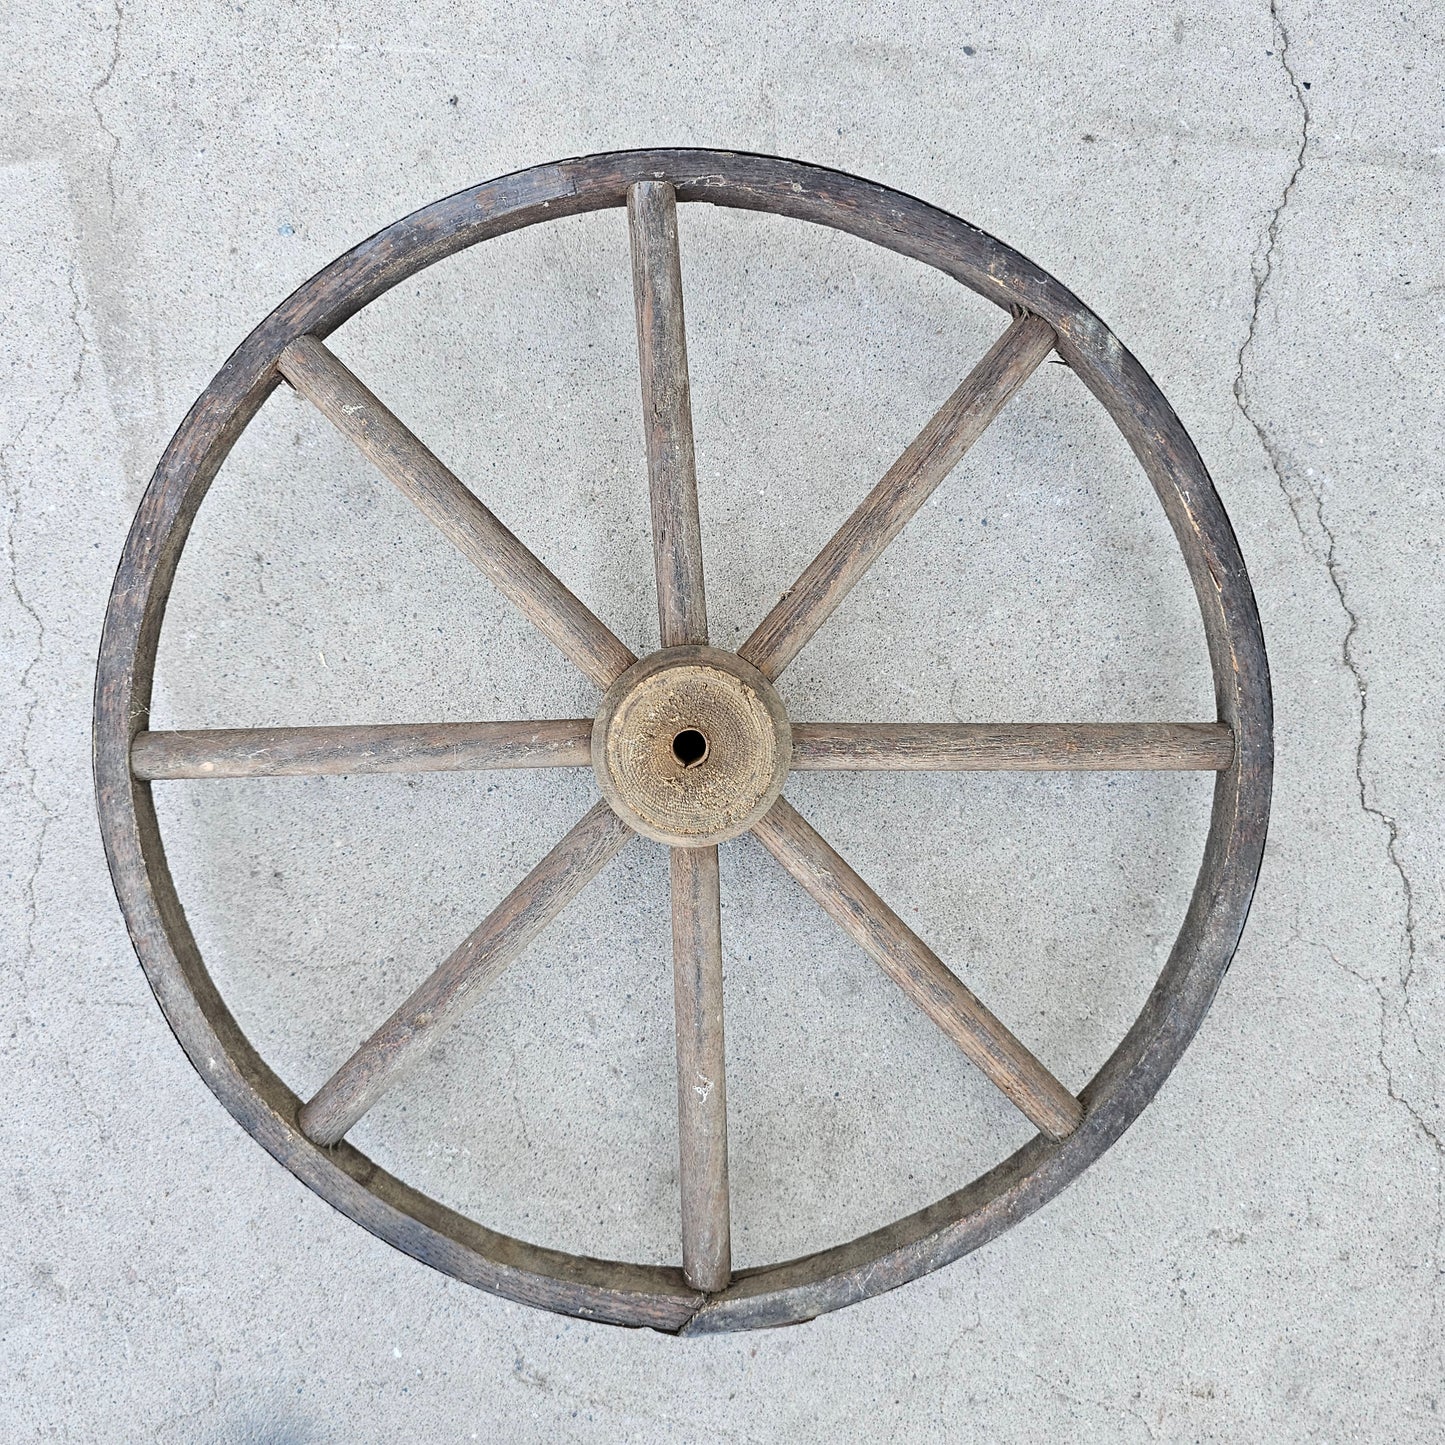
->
[671, 728, 709, 769]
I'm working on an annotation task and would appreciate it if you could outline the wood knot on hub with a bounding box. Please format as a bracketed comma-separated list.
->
[592, 645, 791, 847]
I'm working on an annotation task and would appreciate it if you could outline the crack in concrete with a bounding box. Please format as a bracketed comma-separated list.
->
[1, 260, 93, 986]
[1317, 936, 1444, 1350]
[0, 437, 52, 985]
[1027, 1369, 1161, 1441]
[1307, 478, 1426, 1055]
[1298, 898, 1433, 1146]
[1231, 0, 1310, 532]
[87, 0, 124, 215]
[1235, 0, 1441, 1342]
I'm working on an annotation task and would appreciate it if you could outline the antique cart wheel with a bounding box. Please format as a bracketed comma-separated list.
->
[95, 149, 1272, 1332]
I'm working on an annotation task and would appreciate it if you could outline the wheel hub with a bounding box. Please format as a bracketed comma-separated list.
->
[591, 645, 792, 847]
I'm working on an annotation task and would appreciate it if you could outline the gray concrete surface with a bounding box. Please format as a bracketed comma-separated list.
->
[2, 2, 1441, 1439]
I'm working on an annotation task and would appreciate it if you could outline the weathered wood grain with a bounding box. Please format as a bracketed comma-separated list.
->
[790, 721, 1234, 772]
[95, 149, 1271, 1332]
[131, 720, 593, 779]
[751, 796, 1083, 1140]
[671, 844, 731, 1292]
[592, 645, 792, 847]
[300, 801, 633, 1146]
[278, 336, 636, 690]
[629, 181, 708, 649]
[739, 313, 1057, 679]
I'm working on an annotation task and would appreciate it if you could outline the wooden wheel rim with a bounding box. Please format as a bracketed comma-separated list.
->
[93, 149, 1273, 1333]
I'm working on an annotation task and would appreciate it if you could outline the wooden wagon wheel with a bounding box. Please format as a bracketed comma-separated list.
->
[94, 149, 1272, 1333]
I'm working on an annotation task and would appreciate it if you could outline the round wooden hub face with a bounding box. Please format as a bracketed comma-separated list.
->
[592, 646, 792, 847]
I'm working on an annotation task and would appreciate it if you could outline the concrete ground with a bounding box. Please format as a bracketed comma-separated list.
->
[2, 2, 1441, 1440]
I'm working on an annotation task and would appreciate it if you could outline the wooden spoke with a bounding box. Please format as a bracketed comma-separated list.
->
[738, 314, 1057, 679]
[278, 336, 636, 690]
[131, 720, 593, 780]
[299, 800, 633, 1147]
[631, 182, 731, 1289]
[629, 181, 708, 647]
[791, 721, 1235, 772]
[670, 844, 731, 1292]
[751, 797, 1083, 1140]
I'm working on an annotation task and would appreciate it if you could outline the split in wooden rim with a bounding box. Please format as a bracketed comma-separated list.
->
[94, 149, 1273, 1333]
